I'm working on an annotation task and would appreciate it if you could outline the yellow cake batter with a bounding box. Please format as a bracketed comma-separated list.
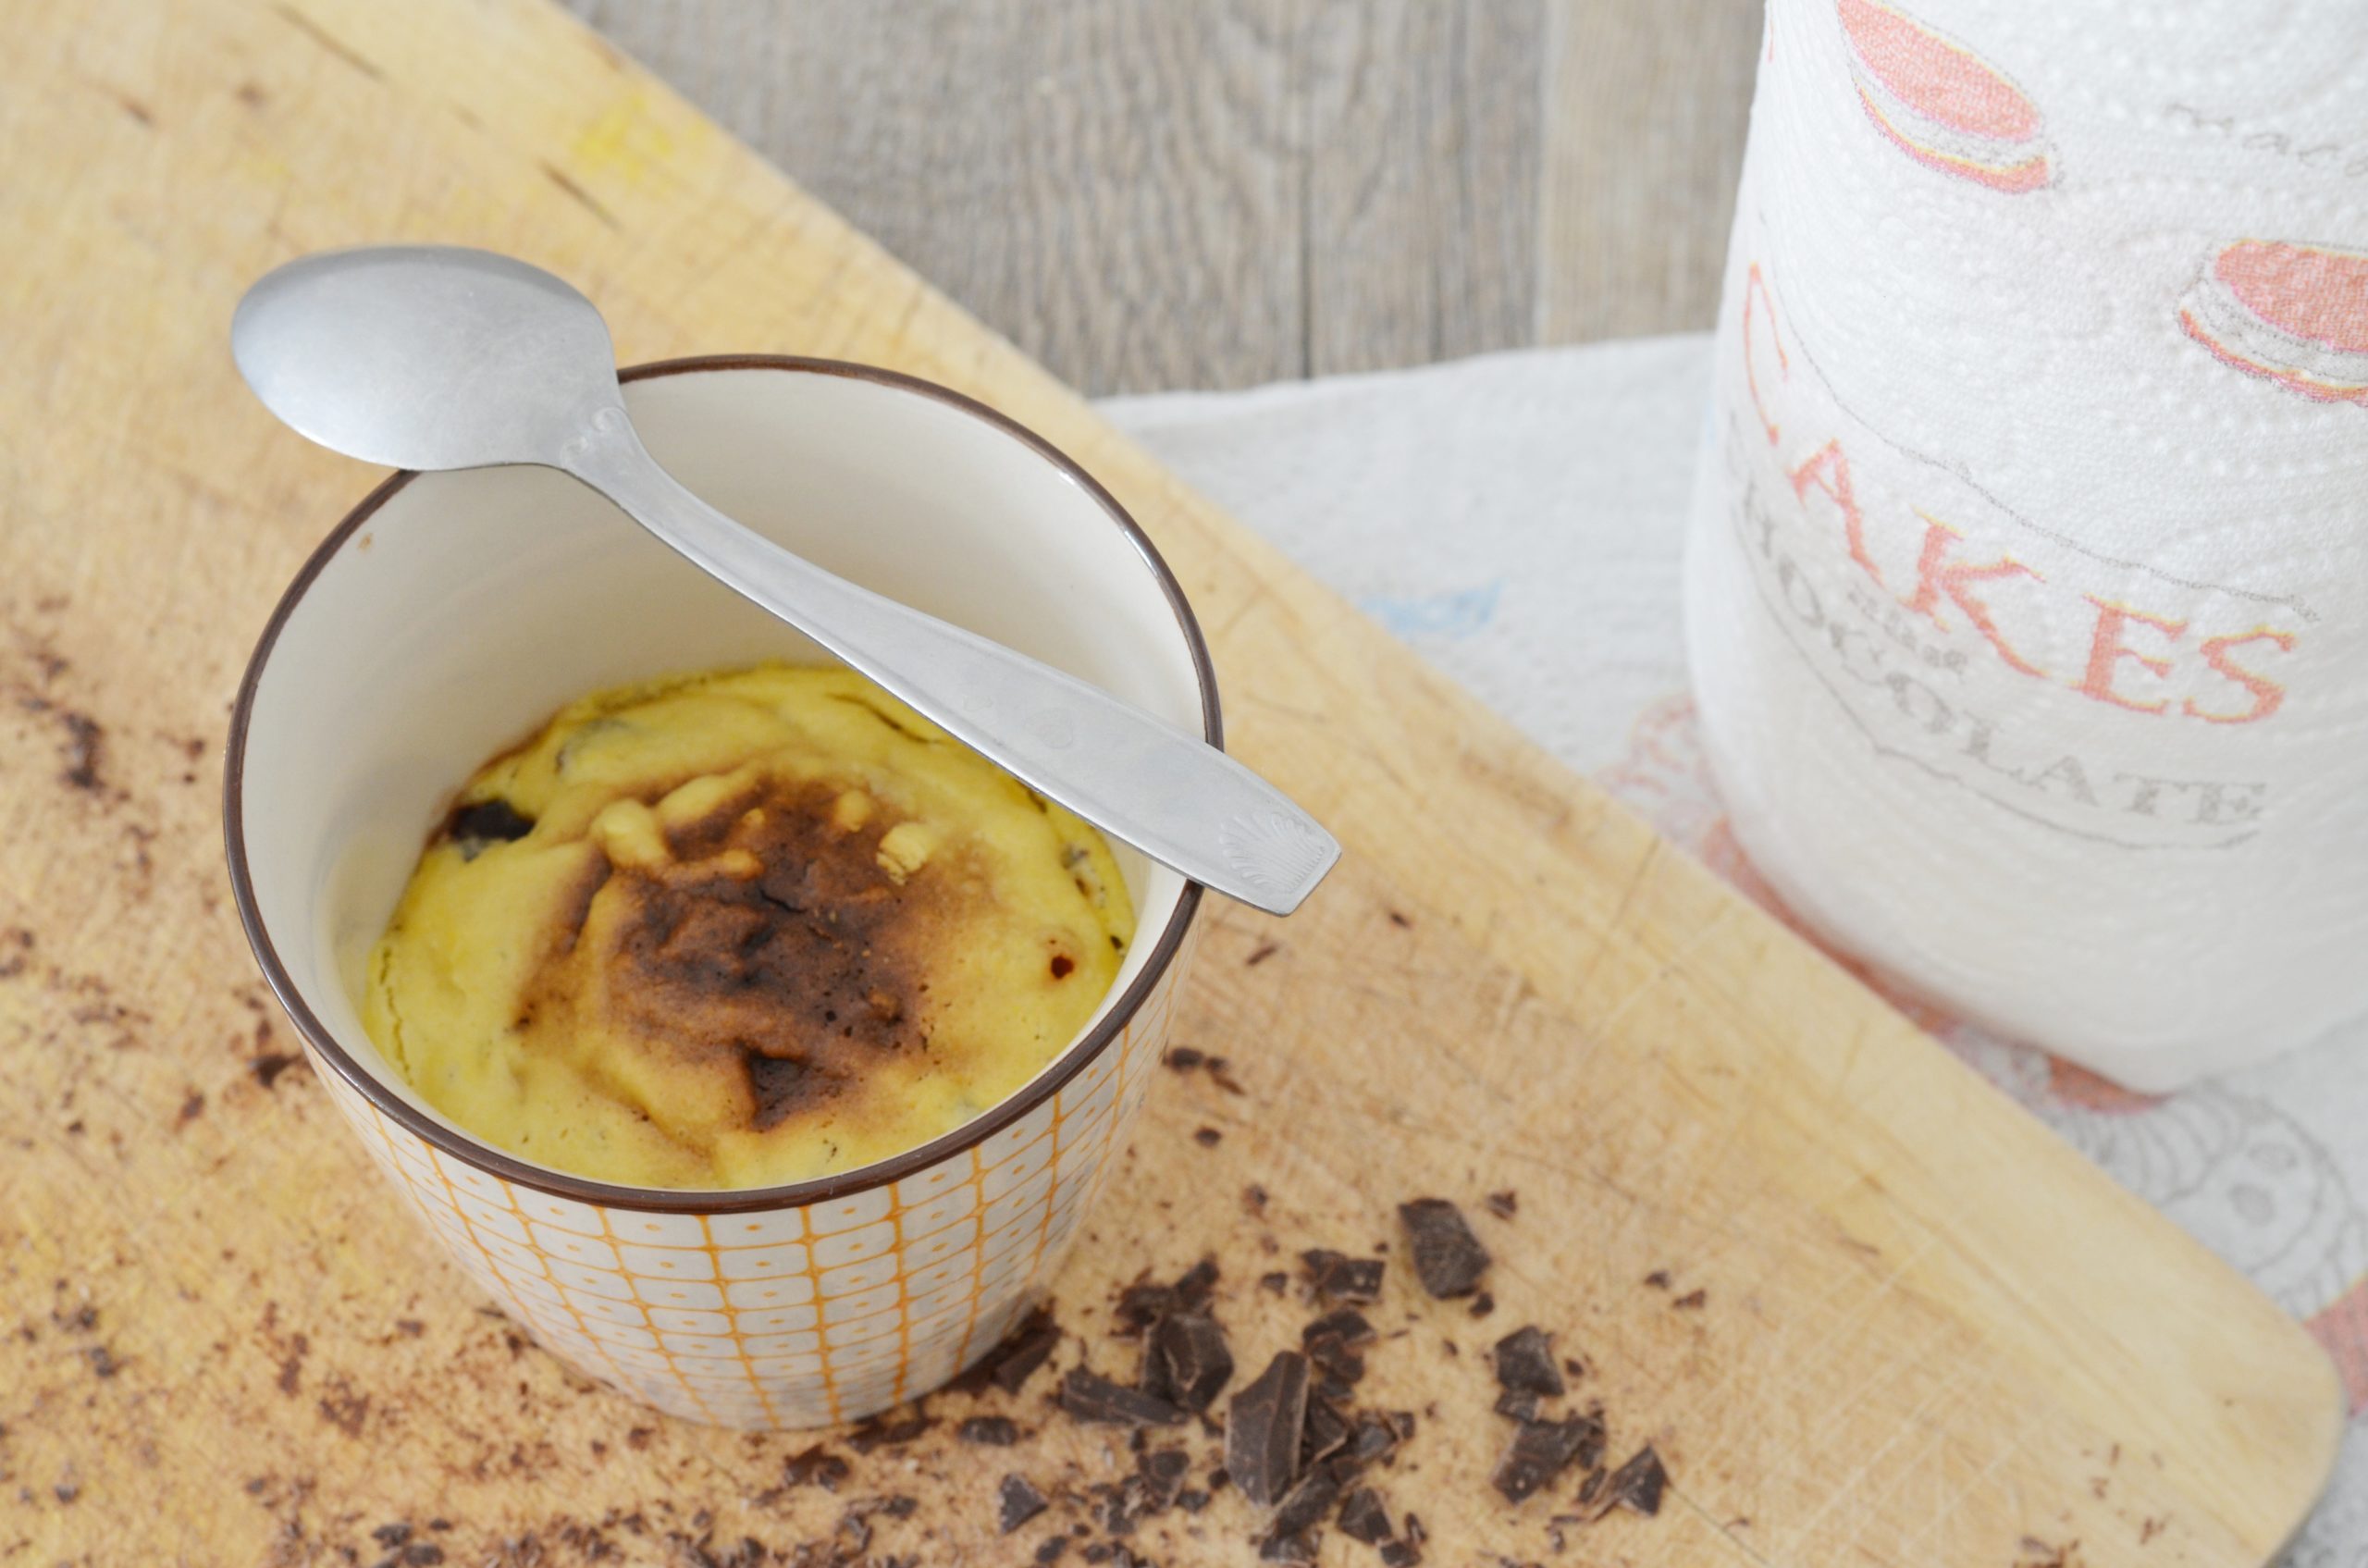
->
[363, 662, 1135, 1190]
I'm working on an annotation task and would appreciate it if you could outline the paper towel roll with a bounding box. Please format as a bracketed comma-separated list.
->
[1685, 0, 2368, 1088]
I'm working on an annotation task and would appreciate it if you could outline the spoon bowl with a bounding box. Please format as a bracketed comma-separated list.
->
[232, 247, 623, 473]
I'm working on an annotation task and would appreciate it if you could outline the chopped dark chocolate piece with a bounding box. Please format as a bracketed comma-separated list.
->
[999, 1475, 1049, 1534]
[1149, 1312, 1234, 1414]
[1492, 1414, 1604, 1504]
[1315, 1373, 1358, 1405]
[1081, 1545, 1113, 1563]
[1035, 1538, 1070, 1566]
[1177, 1488, 1211, 1513]
[1271, 1467, 1343, 1539]
[1348, 1412, 1405, 1464]
[1492, 1326, 1566, 1397]
[1485, 1190, 1518, 1219]
[1166, 1046, 1205, 1070]
[1671, 1289, 1707, 1310]
[1299, 1396, 1350, 1468]
[951, 1305, 1060, 1394]
[1114, 1277, 1176, 1337]
[1258, 1270, 1289, 1295]
[1642, 1269, 1671, 1290]
[1175, 1256, 1220, 1305]
[1399, 1200, 1491, 1298]
[1138, 1447, 1190, 1505]
[1302, 1306, 1376, 1349]
[1468, 1290, 1496, 1319]
[1574, 1465, 1608, 1508]
[1301, 1249, 1384, 1303]
[1226, 1351, 1311, 1508]
[1258, 1532, 1315, 1563]
[1338, 1488, 1394, 1545]
[1378, 1537, 1424, 1567]
[1302, 1322, 1366, 1386]
[958, 1415, 1021, 1446]
[1061, 1367, 1183, 1427]
[781, 1445, 850, 1491]
[1193, 1127, 1222, 1146]
[1605, 1445, 1667, 1516]
[1493, 1388, 1539, 1423]
[1561, 1356, 1585, 1380]
[846, 1410, 933, 1452]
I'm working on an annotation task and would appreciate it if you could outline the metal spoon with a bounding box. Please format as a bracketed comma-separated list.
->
[231, 245, 1338, 915]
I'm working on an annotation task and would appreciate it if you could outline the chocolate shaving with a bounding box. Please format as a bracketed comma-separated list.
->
[1492, 1414, 1604, 1504]
[1467, 1290, 1496, 1319]
[1137, 1448, 1190, 1510]
[1270, 1465, 1343, 1539]
[1348, 1411, 1410, 1463]
[1671, 1289, 1707, 1311]
[1493, 1389, 1539, 1424]
[1642, 1269, 1671, 1290]
[1113, 1278, 1175, 1337]
[1061, 1367, 1183, 1427]
[780, 1446, 850, 1492]
[1302, 1307, 1376, 1350]
[1173, 1257, 1219, 1308]
[958, 1415, 1020, 1446]
[1484, 1190, 1518, 1219]
[999, 1475, 1049, 1534]
[1299, 1396, 1350, 1469]
[1227, 1351, 1311, 1508]
[845, 1410, 932, 1452]
[952, 1306, 1059, 1394]
[1574, 1465, 1608, 1508]
[1338, 1488, 1394, 1545]
[1398, 1200, 1490, 1298]
[1492, 1326, 1565, 1397]
[1259, 1270, 1289, 1295]
[1301, 1249, 1384, 1303]
[1604, 1445, 1667, 1516]
[1148, 1312, 1234, 1414]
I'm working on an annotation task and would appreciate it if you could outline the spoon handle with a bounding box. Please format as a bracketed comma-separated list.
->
[561, 414, 1339, 916]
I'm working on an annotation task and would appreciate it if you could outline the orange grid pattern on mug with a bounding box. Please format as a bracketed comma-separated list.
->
[305, 937, 1189, 1428]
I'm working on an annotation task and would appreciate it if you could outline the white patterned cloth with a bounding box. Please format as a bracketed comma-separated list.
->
[1100, 337, 2368, 1563]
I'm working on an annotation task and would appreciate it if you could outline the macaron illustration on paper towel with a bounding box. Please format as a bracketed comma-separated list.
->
[1836, 0, 2051, 193]
[2181, 240, 2368, 404]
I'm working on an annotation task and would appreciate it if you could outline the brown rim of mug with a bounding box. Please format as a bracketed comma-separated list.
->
[223, 354, 1218, 1214]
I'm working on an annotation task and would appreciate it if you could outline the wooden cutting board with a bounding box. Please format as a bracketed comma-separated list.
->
[0, 1, 2340, 1562]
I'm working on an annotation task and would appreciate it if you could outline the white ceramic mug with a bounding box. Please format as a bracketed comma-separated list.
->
[226, 358, 1214, 1428]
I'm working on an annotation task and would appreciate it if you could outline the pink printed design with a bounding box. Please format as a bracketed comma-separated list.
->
[1836, 0, 2051, 193]
[2308, 1278, 2368, 1414]
[2181, 240, 2368, 403]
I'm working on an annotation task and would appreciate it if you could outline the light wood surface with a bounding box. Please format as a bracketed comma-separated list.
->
[562, 0, 1755, 394]
[0, 1, 2340, 1563]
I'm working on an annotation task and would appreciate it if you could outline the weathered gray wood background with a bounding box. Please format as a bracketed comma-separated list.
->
[565, 0, 1762, 394]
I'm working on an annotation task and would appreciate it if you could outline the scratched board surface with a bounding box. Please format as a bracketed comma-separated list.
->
[0, 1, 2340, 1563]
